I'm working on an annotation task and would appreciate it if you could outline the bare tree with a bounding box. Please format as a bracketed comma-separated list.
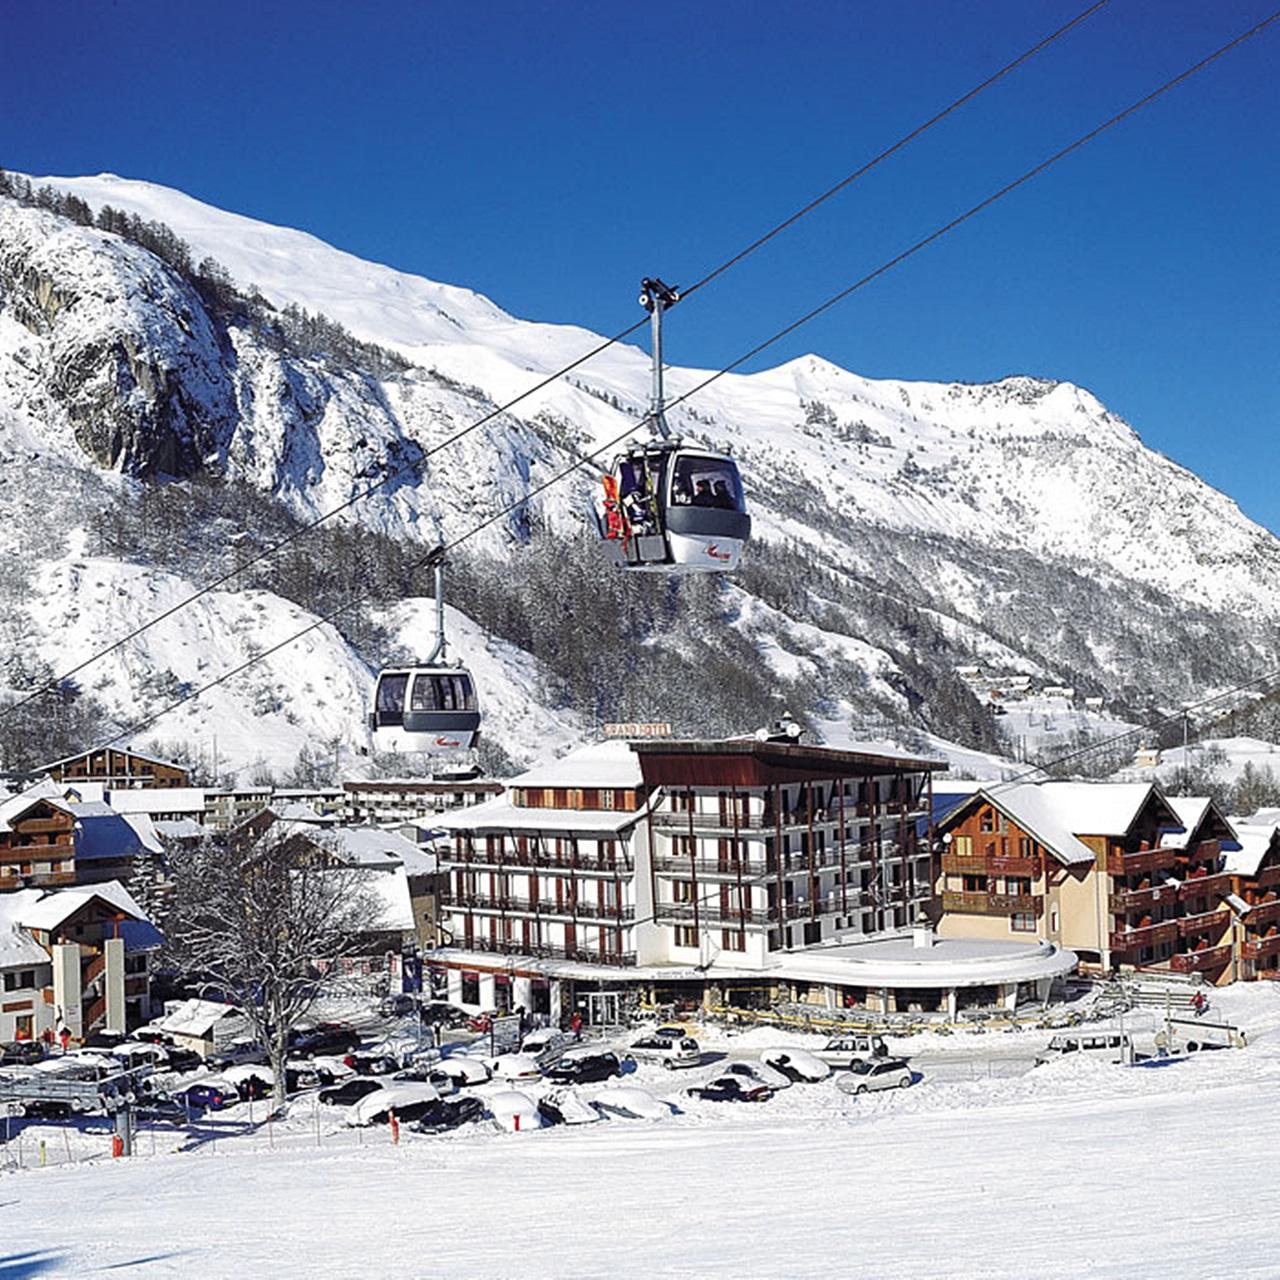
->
[163, 829, 385, 1110]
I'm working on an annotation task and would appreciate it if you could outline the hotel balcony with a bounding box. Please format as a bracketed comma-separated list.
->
[1178, 872, 1234, 903]
[654, 902, 770, 928]
[1177, 909, 1230, 940]
[1256, 866, 1280, 890]
[1170, 944, 1233, 974]
[461, 935, 637, 967]
[1108, 884, 1177, 914]
[449, 892, 635, 923]
[1242, 933, 1280, 961]
[1245, 897, 1280, 928]
[1105, 847, 1178, 877]
[1109, 920, 1180, 952]
[445, 849, 629, 876]
[941, 890, 1041, 917]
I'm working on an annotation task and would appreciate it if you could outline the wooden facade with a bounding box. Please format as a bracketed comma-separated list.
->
[0, 798, 77, 890]
[42, 747, 190, 790]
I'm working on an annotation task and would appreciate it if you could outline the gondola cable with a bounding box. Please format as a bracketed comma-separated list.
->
[80, 6, 1280, 760]
[0, 0, 1114, 723]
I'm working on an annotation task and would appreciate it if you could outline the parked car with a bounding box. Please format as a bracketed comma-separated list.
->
[319, 1078, 387, 1107]
[410, 1096, 485, 1134]
[467, 1011, 496, 1033]
[519, 1027, 572, 1061]
[379, 993, 418, 1019]
[134, 1097, 192, 1124]
[688, 1075, 773, 1103]
[346, 1081, 440, 1127]
[836, 1058, 914, 1095]
[420, 1003, 469, 1030]
[176, 1081, 236, 1111]
[220, 1064, 274, 1100]
[628, 1033, 701, 1070]
[591, 1085, 677, 1121]
[207, 1039, 268, 1070]
[816, 1034, 889, 1068]
[492, 1053, 545, 1083]
[80, 1030, 126, 1052]
[345, 1052, 401, 1076]
[536, 1087, 602, 1127]
[285, 1063, 337, 1091]
[720, 1060, 792, 1091]
[760, 1047, 831, 1083]
[0, 1041, 45, 1067]
[9, 1098, 75, 1119]
[290, 1024, 362, 1058]
[392, 1063, 445, 1087]
[428, 1057, 492, 1089]
[486, 1089, 542, 1132]
[543, 1050, 627, 1086]
[1034, 1032, 1132, 1067]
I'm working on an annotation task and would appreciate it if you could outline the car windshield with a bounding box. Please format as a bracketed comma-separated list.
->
[849, 1060, 873, 1074]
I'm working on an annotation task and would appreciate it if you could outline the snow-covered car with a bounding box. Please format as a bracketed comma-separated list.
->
[591, 1085, 676, 1121]
[428, 1057, 492, 1089]
[112, 1041, 169, 1069]
[835, 1058, 914, 1095]
[220, 1063, 274, 1099]
[487, 1089, 543, 1132]
[759, 1047, 831, 1083]
[345, 1052, 401, 1076]
[346, 1081, 441, 1127]
[537, 1087, 602, 1126]
[519, 1028, 572, 1061]
[628, 1033, 701, 1070]
[815, 1034, 889, 1068]
[207, 1039, 269, 1070]
[285, 1062, 337, 1091]
[688, 1075, 772, 1103]
[410, 1096, 485, 1134]
[289, 1024, 361, 1058]
[491, 1053, 544, 1082]
[720, 1059, 792, 1090]
[176, 1080, 236, 1111]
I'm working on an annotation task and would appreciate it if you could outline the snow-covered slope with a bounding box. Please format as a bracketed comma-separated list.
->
[2, 171, 1279, 777]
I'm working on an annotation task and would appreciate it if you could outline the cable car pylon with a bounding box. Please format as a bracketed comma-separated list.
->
[596, 278, 751, 573]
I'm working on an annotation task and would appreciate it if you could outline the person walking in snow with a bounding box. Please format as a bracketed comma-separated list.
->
[570, 1010, 583, 1041]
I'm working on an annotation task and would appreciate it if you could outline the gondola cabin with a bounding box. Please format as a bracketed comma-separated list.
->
[598, 442, 750, 573]
[370, 666, 481, 755]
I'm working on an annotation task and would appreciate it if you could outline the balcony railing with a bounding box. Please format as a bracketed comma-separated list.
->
[1256, 866, 1280, 890]
[1178, 909, 1230, 940]
[941, 890, 1041, 917]
[445, 850, 629, 875]
[1178, 872, 1233, 903]
[1108, 885, 1177, 914]
[1109, 920, 1179, 952]
[651, 804, 929, 834]
[1245, 897, 1280, 927]
[449, 893, 634, 922]
[654, 903, 771, 927]
[1170, 945, 1233, 974]
[1106, 847, 1178, 876]
[458, 936, 637, 967]
[939, 852, 1038, 877]
[1243, 933, 1280, 961]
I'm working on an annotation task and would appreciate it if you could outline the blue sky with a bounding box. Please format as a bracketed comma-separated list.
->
[4, 1, 1278, 528]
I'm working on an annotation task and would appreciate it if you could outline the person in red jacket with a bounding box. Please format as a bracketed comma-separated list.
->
[570, 1011, 583, 1042]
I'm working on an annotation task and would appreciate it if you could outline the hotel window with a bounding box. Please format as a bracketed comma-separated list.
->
[673, 880, 696, 904]
[722, 930, 746, 952]
[1010, 912, 1037, 933]
[1006, 877, 1032, 897]
[674, 925, 698, 948]
[1018, 836, 1032, 858]
[980, 810, 995, 833]
[962, 875, 988, 893]
[952, 835, 973, 857]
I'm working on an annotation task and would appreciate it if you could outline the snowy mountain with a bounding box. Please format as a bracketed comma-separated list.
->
[1, 170, 1278, 779]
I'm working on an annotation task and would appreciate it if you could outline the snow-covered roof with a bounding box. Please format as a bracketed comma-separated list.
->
[958, 785, 1095, 867]
[104, 787, 207, 815]
[325, 826, 423, 870]
[153, 998, 245, 1038]
[154, 818, 206, 840]
[0, 778, 64, 830]
[362, 867, 415, 933]
[268, 802, 336, 824]
[434, 793, 645, 836]
[1221, 823, 1277, 877]
[0, 891, 54, 969]
[508, 739, 642, 791]
[17, 880, 152, 932]
[38, 745, 187, 772]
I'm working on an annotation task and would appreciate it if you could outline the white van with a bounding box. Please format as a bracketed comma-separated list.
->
[815, 1033, 888, 1068]
[627, 1033, 702, 1070]
[1034, 1031, 1132, 1067]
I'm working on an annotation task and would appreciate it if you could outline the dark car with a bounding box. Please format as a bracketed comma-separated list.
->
[286, 1064, 336, 1092]
[345, 1052, 401, 1076]
[379, 994, 418, 1019]
[689, 1076, 773, 1103]
[0, 1041, 46, 1066]
[391, 1064, 438, 1085]
[11, 1098, 74, 1119]
[543, 1051, 626, 1086]
[164, 1048, 205, 1074]
[291, 1024, 362, 1058]
[420, 1003, 469, 1030]
[134, 1097, 192, 1125]
[319, 1078, 386, 1107]
[410, 1096, 484, 1134]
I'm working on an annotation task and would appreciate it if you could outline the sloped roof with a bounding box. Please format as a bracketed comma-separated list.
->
[325, 826, 422, 869]
[17, 880, 152, 932]
[154, 998, 244, 1038]
[72, 810, 164, 860]
[0, 891, 54, 969]
[968, 785, 1097, 867]
[1221, 823, 1277, 877]
[105, 788, 207, 815]
[509, 739, 642, 790]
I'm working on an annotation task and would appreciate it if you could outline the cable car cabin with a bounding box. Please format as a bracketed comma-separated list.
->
[370, 666, 481, 755]
[598, 444, 750, 573]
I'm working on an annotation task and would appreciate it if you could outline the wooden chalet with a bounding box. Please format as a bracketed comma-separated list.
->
[39, 747, 191, 790]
